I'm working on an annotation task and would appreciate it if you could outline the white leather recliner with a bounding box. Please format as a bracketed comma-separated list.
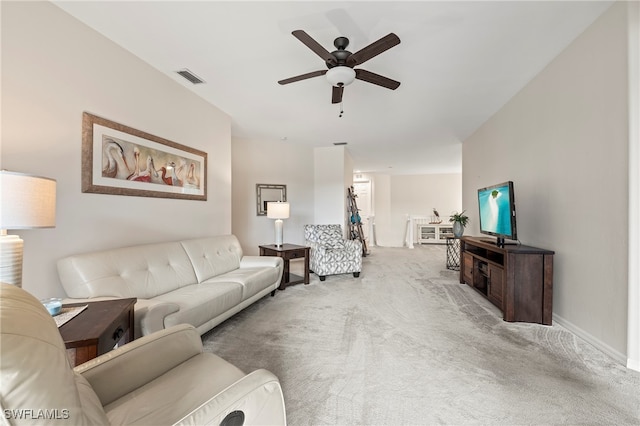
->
[0, 283, 286, 425]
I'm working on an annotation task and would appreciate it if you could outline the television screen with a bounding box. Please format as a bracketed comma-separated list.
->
[477, 181, 517, 243]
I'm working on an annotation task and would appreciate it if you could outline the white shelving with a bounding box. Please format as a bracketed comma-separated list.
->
[417, 223, 454, 244]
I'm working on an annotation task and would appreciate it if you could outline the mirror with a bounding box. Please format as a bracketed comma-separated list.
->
[256, 184, 287, 216]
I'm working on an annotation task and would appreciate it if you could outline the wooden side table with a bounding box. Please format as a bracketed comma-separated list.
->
[259, 243, 310, 290]
[59, 298, 136, 366]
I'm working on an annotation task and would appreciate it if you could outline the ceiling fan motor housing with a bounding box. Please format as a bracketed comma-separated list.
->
[329, 36, 352, 67]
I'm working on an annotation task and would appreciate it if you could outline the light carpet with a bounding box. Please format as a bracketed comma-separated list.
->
[202, 245, 640, 425]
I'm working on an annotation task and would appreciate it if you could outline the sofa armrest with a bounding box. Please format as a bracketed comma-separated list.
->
[240, 255, 283, 270]
[305, 241, 324, 252]
[75, 324, 202, 406]
[135, 299, 180, 336]
[344, 240, 362, 252]
[173, 369, 286, 426]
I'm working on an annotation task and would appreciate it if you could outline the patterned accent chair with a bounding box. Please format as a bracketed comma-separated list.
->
[304, 224, 362, 281]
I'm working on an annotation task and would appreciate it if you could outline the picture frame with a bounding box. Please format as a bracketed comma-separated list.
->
[82, 112, 207, 201]
[256, 184, 287, 216]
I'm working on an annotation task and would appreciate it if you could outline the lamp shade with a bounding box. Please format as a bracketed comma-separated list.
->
[0, 171, 56, 229]
[267, 202, 290, 220]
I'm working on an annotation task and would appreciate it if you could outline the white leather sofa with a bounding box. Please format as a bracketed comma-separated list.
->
[0, 283, 287, 425]
[57, 235, 283, 337]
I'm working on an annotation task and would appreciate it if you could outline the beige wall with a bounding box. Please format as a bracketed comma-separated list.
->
[314, 146, 353, 231]
[463, 2, 629, 360]
[368, 173, 462, 247]
[231, 137, 315, 254]
[626, 0, 640, 372]
[231, 139, 462, 251]
[1, 1, 232, 298]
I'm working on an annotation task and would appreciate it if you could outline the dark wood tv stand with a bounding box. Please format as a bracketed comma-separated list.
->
[459, 236, 554, 325]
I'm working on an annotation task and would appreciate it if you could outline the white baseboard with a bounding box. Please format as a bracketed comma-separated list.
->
[552, 313, 628, 367]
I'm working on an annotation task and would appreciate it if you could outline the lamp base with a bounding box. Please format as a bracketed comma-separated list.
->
[0, 234, 24, 287]
[274, 219, 284, 247]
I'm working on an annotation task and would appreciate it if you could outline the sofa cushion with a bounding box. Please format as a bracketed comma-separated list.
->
[204, 266, 281, 300]
[57, 242, 198, 299]
[181, 235, 243, 283]
[155, 282, 243, 329]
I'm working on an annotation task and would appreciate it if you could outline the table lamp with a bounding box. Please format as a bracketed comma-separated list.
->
[0, 170, 57, 287]
[267, 201, 289, 247]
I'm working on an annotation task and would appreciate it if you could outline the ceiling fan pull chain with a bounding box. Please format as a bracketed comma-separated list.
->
[339, 100, 344, 118]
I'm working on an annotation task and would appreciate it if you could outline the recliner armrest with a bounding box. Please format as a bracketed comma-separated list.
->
[75, 324, 203, 406]
[173, 369, 286, 426]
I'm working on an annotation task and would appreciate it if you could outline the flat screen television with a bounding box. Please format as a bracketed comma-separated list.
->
[477, 181, 517, 246]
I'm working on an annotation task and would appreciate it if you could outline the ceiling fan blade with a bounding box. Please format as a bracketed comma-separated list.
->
[355, 69, 401, 90]
[292, 30, 337, 66]
[332, 85, 344, 104]
[278, 70, 327, 85]
[347, 33, 400, 67]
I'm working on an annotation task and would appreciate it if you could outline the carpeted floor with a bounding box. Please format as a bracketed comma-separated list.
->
[202, 245, 640, 425]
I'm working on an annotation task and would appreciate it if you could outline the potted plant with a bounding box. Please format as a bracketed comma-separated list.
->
[449, 211, 469, 238]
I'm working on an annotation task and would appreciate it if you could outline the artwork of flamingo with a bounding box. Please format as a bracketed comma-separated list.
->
[167, 162, 183, 187]
[101, 137, 203, 190]
[127, 147, 142, 180]
[129, 153, 158, 183]
[102, 139, 132, 179]
[125, 146, 159, 183]
[157, 166, 173, 186]
[185, 162, 200, 188]
[84, 112, 206, 200]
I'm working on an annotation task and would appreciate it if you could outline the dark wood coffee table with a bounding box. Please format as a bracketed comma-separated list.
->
[259, 243, 310, 290]
[59, 298, 136, 366]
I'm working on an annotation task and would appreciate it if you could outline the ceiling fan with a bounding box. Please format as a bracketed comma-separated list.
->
[278, 30, 401, 104]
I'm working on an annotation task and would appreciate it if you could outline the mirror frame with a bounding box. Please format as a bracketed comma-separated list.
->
[256, 184, 287, 216]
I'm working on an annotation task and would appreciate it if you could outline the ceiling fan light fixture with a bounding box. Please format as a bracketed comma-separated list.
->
[326, 66, 356, 87]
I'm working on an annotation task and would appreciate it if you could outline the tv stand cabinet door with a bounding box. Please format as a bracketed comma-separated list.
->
[487, 264, 504, 310]
[504, 252, 546, 324]
[462, 252, 474, 285]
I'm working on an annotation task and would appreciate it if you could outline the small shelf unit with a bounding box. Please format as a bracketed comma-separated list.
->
[417, 223, 454, 244]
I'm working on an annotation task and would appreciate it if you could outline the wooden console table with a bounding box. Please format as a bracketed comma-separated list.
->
[59, 298, 136, 366]
[459, 236, 554, 325]
[259, 243, 310, 290]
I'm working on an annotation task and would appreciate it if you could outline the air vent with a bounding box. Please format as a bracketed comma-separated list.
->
[176, 69, 205, 85]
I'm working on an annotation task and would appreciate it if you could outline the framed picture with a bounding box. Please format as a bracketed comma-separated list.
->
[82, 112, 207, 200]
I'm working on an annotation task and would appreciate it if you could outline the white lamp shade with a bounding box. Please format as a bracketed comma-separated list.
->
[0, 171, 56, 229]
[267, 202, 290, 220]
[326, 66, 356, 87]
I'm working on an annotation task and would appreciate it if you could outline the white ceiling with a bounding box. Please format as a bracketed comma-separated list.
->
[53, 1, 612, 175]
